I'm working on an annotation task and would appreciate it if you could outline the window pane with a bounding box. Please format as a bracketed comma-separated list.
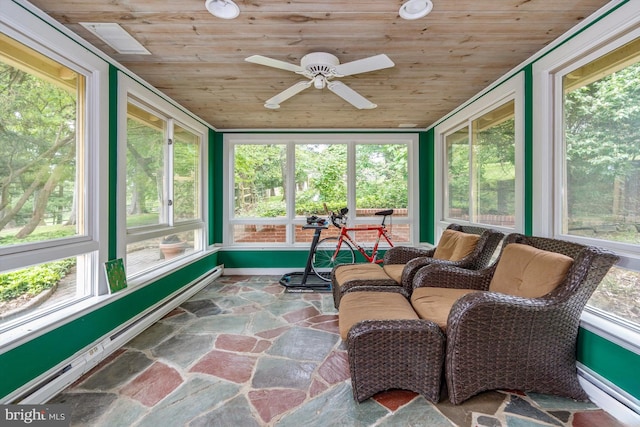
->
[472, 100, 516, 227]
[234, 144, 286, 218]
[126, 230, 197, 277]
[295, 144, 347, 216]
[233, 224, 286, 243]
[355, 144, 408, 217]
[0, 256, 88, 329]
[173, 124, 199, 221]
[0, 34, 83, 247]
[588, 265, 640, 327]
[446, 128, 470, 220]
[126, 102, 166, 228]
[563, 38, 640, 245]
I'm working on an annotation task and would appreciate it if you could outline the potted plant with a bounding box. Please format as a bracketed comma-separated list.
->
[159, 234, 186, 259]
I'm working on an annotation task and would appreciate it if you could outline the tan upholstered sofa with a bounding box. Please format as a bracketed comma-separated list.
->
[338, 233, 618, 404]
[332, 224, 504, 308]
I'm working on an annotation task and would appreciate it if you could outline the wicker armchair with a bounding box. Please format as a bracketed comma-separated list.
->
[412, 233, 619, 404]
[331, 224, 504, 308]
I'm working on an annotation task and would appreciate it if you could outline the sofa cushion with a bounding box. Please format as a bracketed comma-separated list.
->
[383, 264, 404, 284]
[339, 291, 418, 340]
[334, 263, 392, 286]
[433, 230, 481, 261]
[489, 243, 574, 298]
[411, 287, 479, 330]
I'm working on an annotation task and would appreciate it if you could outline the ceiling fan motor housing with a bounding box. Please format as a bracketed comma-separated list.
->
[301, 52, 340, 77]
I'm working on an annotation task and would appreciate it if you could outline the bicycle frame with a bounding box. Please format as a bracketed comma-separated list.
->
[333, 224, 394, 264]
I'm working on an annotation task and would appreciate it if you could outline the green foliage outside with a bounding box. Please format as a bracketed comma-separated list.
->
[0, 258, 75, 302]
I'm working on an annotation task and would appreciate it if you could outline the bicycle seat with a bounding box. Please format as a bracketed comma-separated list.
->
[375, 209, 394, 216]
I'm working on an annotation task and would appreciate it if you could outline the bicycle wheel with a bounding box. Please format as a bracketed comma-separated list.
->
[311, 237, 355, 281]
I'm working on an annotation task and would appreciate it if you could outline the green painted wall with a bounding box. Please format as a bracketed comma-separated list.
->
[419, 129, 435, 244]
[577, 329, 640, 398]
[0, 253, 217, 398]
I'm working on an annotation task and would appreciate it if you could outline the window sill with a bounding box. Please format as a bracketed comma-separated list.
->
[580, 310, 640, 355]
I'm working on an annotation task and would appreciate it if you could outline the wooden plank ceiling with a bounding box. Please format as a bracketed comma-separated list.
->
[28, 0, 611, 130]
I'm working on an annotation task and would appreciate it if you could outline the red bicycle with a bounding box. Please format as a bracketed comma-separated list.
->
[311, 206, 394, 281]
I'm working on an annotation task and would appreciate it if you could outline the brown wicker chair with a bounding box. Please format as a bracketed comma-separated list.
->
[411, 233, 619, 404]
[331, 224, 504, 308]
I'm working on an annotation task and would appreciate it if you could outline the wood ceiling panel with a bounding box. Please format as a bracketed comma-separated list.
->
[26, 0, 611, 129]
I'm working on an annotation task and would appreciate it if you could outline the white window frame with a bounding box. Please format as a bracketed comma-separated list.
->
[0, 3, 109, 347]
[223, 133, 419, 247]
[532, 2, 640, 351]
[434, 73, 525, 239]
[117, 73, 208, 285]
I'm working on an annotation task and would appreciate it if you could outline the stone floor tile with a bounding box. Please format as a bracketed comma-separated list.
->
[189, 395, 260, 427]
[256, 325, 291, 340]
[267, 326, 339, 362]
[215, 333, 270, 353]
[474, 414, 503, 427]
[124, 322, 177, 350]
[436, 390, 508, 427]
[248, 388, 307, 423]
[377, 396, 454, 427]
[373, 390, 419, 411]
[93, 396, 147, 427]
[70, 348, 126, 388]
[252, 356, 317, 390]
[309, 378, 329, 398]
[121, 362, 183, 407]
[276, 383, 389, 427]
[135, 377, 240, 427]
[50, 392, 118, 427]
[180, 299, 224, 317]
[182, 314, 252, 335]
[151, 333, 215, 368]
[504, 415, 551, 426]
[246, 310, 290, 335]
[527, 392, 598, 411]
[78, 350, 153, 390]
[504, 395, 563, 426]
[190, 349, 257, 383]
[283, 305, 322, 324]
[317, 350, 350, 385]
[572, 409, 627, 427]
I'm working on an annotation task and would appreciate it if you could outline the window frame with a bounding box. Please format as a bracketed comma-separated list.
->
[532, 3, 640, 351]
[0, 5, 109, 345]
[223, 133, 419, 247]
[434, 73, 525, 238]
[117, 73, 208, 285]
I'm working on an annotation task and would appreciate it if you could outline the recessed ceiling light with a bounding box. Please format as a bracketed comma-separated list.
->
[80, 22, 150, 55]
[399, 0, 433, 20]
[205, 0, 240, 19]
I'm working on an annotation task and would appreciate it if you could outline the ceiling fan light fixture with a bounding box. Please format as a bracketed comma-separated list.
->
[205, 0, 240, 19]
[264, 103, 280, 109]
[399, 0, 433, 20]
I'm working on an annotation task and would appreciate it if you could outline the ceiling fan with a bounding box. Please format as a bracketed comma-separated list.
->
[245, 52, 395, 110]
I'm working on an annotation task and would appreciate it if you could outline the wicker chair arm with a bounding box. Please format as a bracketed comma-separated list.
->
[383, 246, 436, 264]
[413, 264, 494, 291]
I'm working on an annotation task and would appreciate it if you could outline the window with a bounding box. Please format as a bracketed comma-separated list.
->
[437, 75, 523, 233]
[0, 31, 102, 333]
[226, 134, 416, 246]
[119, 75, 207, 281]
[559, 37, 640, 329]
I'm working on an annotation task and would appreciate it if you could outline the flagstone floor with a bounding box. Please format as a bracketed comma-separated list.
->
[51, 275, 625, 426]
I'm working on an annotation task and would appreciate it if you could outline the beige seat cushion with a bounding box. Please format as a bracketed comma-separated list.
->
[433, 229, 481, 261]
[339, 291, 418, 340]
[383, 264, 405, 284]
[411, 287, 479, 330]
[334, 263, 392, 286]
[489, 243, 574, 298]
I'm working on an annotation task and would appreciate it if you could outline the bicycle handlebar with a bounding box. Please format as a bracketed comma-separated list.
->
[325, 206, 393, 229]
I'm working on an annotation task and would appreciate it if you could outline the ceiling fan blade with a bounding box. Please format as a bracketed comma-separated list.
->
[333, 54, 395, 77]
[327, 81, 377, 109]
[264, 80, 313, 108]
[245, 55, 304, 73]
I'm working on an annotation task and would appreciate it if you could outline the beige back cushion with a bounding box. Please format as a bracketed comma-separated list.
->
[433, 229, 481, 261]
[489, 243, 574, 298]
